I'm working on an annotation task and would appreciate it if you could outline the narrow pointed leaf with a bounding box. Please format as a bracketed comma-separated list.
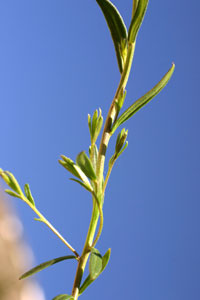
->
[70, 178, 93, 193]
[92, 109, 103, 143]
[76, 151, 96, 180]
[89, 248, 102, 280]
[96, 113, 103, 135]
[88, 114, 92, 137]
[108, 154, 116, 168]
[60, 156, 93, 189]
[91, 109, 98, 138]
[79, 248, 111, 295]
[6, 171, 23, 195]
[89, 144, 98, 171]
[96, 0, 128, 73]
[101, 248, 111, 272]
[79, 275, 93, 295]
[1, 171, 23, 196]
[5, 189, 21, 199]
[89, 109, 103, 143]
[132, 0, 139, 18]
[59, 156, 81, 179]
[19, 255, 76, 280]
[24, 183, 35, 206]
[128, 0, 149, 43]
[73, 165, 93, 191]
[34, 217, 43, 222]
[93, 144, 98, 170]
[111, 63, 175, 133]
[52, 295, 74, 300]
[115, 128, 128, 154]
[116, 141, 128, 159]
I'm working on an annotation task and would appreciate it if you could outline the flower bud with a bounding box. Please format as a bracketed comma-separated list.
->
[115, 128, 128, 154]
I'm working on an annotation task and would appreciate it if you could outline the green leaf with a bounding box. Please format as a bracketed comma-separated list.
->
[108, 153, 116, 168]
[89, 144, 98, 171]
[115, 128, 128, 154]
[111, 63, 175, 133]
[88, 113, 92, 137]
[5, 189, 21, 199]
[60, 156, 93, 191]
[59, 156, 82, 179]
[73, 165, 93, 191]
[70, 178, 93, 193]
[116, 141, 128, 159]
[88, 109, 103, 144]
[89, 248, 102, 280]
[24, 183, 35, 206]
[79, 248, 111, 295]
[52, 295, 74, 300]
[34, 217, 43, 222]
[91, 109, 98, 138]
[79, 275, 93, 295]
[19, 255, 76, 280]
[96, 0, 128, 73]
[76, 151, 96, 181]
[1, 171, 23, 196]
[93, 109, 103, 144]
[128, 0, 149, 43]
[101, 248, 111, 272]
[132, 0, 139, 18]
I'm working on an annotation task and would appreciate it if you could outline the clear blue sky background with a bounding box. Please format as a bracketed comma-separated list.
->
[0, 1, 200, 299]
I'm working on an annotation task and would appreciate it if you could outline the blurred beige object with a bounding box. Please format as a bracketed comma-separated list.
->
[0, 189, 46, 300]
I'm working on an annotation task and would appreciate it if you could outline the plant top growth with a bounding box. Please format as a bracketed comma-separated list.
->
[0, 1, 174, 299]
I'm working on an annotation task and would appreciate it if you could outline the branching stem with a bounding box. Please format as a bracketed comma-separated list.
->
[0, 2, 174, 300]
[71, 42, 135, 300]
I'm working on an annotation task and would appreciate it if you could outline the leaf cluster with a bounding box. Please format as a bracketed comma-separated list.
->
[59, 153, 95, 193]
[0, 169, 35, 207]
[79, 248, 111, 295]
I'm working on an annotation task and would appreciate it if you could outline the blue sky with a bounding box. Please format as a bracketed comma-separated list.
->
[0, 1, 200, 299]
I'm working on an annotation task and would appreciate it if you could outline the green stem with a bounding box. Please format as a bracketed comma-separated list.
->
[102, 157, 116, 195]
[71, 201, 99, 300]
[91, 192, 104, 248]
[71, 144, 103, 300]
[71, 42, 135, 300]
[96, 42, 135, 188]
[21, 196, 80, 258]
